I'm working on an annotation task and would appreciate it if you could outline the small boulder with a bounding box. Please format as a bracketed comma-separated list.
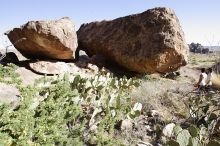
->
[1, 52, 19, 65]
[6, 17, 77, 60]
[29, 61, 71, 75]
[162, 123, 175, 137]
[28, 60, 100, 75]
[121, 119, 133, 131]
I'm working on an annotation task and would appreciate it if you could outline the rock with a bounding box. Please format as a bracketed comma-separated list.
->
[0, 83, 20, 107]
[75, 52, 91, 68]
[121, 119, 133, 131]
[90, 55, 106, 67]
[162, 71, 180, 79]
[29, 61, 71, 74]
[28, 60, 100, 75]
[133, 102, 143, 112]
[77, 7, 188, 74]
[1, 52, 19, 64]
[6, 17, 77, 60]
[16, 66, 42, 85]
[75, 60, 88, 68]
[162, 123, 175, 137]
[148, 110, 160, 117]
[87, 63, 99, 72]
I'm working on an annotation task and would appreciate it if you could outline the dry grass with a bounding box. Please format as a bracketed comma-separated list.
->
[188, 52, 220, 68]
[213, 73, 220, 89]
[188, 52, 220, 89]
[130, 52, 220, 122]
[131, 77, 189, 121]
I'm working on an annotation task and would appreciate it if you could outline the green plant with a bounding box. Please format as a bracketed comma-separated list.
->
[0, 63, 21, 85]
[166, 124, 220, 146]
[0, 64, 141, 145]
[166, 91, 220, 146]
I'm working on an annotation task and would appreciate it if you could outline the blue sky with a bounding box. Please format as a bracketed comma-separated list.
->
[0, 0, 220, 46]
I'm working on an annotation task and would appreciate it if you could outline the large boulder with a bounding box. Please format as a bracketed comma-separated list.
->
[6, 17, 77, 60]
[77, 7, 188, 74]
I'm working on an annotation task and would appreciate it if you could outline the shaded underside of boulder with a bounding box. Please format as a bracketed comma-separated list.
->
[77, 7, 188, 74]
[6, 17, 78, 60]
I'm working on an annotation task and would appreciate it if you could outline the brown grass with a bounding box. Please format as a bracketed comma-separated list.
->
[188, 52, 220, 68]
[131, 77, 189, 121]
[213, 73, 220, 89]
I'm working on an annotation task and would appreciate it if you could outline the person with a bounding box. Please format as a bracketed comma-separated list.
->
[194, 68, 207, 91]
[206, 68, 213, 91]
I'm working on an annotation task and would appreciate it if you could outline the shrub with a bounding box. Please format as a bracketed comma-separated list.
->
[0, 64, 140, 145]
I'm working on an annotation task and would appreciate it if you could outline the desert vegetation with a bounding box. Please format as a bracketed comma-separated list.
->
[0, 5, 220, 146]
[0, 54, 220, 146]
[0, 64, 142, 145]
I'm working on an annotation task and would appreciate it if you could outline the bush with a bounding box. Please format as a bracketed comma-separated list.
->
[0, 64, 140, 145]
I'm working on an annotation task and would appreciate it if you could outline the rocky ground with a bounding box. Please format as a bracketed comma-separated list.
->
[1, 48, 220, 145]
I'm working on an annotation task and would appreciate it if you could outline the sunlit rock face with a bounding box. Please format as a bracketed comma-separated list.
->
[6, 17, 78, 60]
[77, 7, 188, 74]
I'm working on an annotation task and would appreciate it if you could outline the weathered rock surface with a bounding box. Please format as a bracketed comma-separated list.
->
[28, 60, 99, 75]
[77, 7, 188, 73]
[0, 83, 20, 107]
[162, 123, 175, 137]
[121, 119, 133, 131]
[29, 61, 71, 74]
[6, 17, 77, 60]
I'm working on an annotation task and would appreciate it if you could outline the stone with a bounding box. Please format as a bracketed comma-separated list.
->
[90, 55, 106, 67]
[1, 52, 19, 64]
[133, 102, 143, 112]
[0, 83, 20, 107]
[77, 7, 188, 74]
[121, 119, 133, 131]
[16, 66, 42, 85]
[6, 17, 77, 60]
[87, 63, 99, 72]
[162, 123, 175, 137]
[148, 110, 160, 117]
[29, 61, 71, 74]
[28, 60, 100, 75]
